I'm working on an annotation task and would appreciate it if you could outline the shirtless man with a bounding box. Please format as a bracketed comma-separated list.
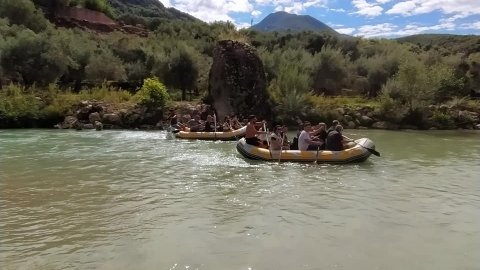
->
[245, 115, 267, 147]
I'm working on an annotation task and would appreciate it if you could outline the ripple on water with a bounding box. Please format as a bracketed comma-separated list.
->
[1, 129, 479, 270]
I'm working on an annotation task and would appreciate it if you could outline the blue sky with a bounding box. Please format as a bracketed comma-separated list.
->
[159, 0, 480, 37]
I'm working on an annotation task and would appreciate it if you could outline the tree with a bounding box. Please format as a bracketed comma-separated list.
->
[311, 46, 348, 95]
[85, 51, 127, 82]
[161, 45, 199, 100]
[1, 30, 69, 85]
[0, 0, 48, 33]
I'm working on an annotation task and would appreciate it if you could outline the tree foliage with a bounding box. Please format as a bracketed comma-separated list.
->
[0, 0, 48, 32]
[0, 0, 479, 127]
[134, 77, 169, 108]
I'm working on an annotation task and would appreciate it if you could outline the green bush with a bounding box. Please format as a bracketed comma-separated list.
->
[377, 92, 407, 123]
[311, 46, 349, 95]
[0, 84, 41, 119]
[78, 84, 132, 103]
[0, 0, 48, 32]
[1, 30, 70, 85]
[84, 0, 113, 17]
[41, 85, 81, 118]
[85, 50, 127, 82]
[431, 111, 455, 129]
[134, 77, 170, 108]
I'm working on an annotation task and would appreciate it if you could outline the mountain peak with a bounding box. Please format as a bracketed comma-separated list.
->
[251, 11, 337, 34]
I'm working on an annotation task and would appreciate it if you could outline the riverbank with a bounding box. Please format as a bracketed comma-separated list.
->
[1, 84, 479, 130]
[22, 99, 480, 131]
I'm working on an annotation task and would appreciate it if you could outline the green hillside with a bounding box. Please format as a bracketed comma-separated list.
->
[397, 34, 480, 55]
[107, 0, 197, 22]
[31, 0, 198, 27]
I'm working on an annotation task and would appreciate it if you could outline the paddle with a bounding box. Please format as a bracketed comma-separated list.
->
[278, 134, 284, 163]
[263, 122, 272, 159]
[315, 145, 320, 164]
[213, 113, 217, 140]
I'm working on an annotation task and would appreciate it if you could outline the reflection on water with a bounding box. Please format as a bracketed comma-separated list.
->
[1, 129, 479, 270]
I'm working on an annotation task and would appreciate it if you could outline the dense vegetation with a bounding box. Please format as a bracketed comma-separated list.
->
[0, 0, 479, 128]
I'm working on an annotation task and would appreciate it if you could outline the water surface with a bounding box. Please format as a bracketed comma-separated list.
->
[1, 129, 479, 270]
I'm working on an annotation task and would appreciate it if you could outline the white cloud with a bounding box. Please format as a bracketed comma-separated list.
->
[356, 23, 396, 37]
[460, 22, 480, 30]
[386, 0, 480, 17]
[159, 0, 173, 8]
[274, 5, 284, 12]
[236, 22, 253, 29]
[330, 8, 346, 12]
[385, 1, 416, 15]
[376, 0, 391, 3]
[279, 2, 304, 14]
[352, 0, 384, 17]
[171, 0, 254, 22]
[336, 27, 356, 34]
[354, 20, 461, 38]
[253, 0, 327, 14]
[251, 10, 262, 17]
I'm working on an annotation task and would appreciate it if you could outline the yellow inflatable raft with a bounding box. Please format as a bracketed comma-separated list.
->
[236, 137, 375, 163]
[175, 126, 246, 140]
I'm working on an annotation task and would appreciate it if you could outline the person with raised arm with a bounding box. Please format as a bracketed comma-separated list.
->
[298, 122, 323, 151]
[245, 115, 267, 147]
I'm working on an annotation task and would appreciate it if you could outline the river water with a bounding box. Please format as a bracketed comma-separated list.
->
[1, 129, 479, 270]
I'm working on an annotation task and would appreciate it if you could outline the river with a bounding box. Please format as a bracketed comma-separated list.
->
[1, 129, 479, 270]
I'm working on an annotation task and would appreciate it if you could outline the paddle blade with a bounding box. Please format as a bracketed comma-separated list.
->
[368, 148, 380, 157]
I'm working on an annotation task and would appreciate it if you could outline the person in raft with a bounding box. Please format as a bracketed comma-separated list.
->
[325, 125, 353, 151]
[312, 122, 328, 150]
[168, 109, 178, 128]
[203, 115, 215, 132]
[187, 114, 203, 132]
[298, 121, 324, 151]
[269, 125, 284, 151]
[326, 119, 340, 135]
[245, 115, 268, 147]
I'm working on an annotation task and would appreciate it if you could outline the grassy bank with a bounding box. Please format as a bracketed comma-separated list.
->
[1, 83, 479, 129]
[0, 84, 133, 127]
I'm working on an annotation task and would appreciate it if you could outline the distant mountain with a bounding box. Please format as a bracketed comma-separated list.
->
[107, 0, 198, 22]
[250, 11, 337, 34]
[396, 34, 480, 55]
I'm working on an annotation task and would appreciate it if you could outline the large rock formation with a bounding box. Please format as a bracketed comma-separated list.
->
[208, 40, 271, 119]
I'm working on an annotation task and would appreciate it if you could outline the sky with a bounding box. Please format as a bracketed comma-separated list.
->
[159, 0, 480, 38]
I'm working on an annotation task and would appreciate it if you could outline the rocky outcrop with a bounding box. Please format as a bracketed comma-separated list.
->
[55, 100, 164, 130]
[327, 104, 480, 130]
[51, 7, 148, 37]
[208, 40, 271, 120]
